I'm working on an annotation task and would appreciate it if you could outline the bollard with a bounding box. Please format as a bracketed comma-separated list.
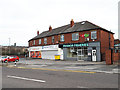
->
[6, 60, 8, 66]
[14, 61, 16, 66]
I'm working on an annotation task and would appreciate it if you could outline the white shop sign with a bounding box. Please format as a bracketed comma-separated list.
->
[29, 47, 42, 51]
[42, 45, 58, 50]
[29, 45, 59, 51]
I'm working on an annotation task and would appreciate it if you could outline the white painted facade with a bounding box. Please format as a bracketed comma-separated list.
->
[28, 45, 63, 60]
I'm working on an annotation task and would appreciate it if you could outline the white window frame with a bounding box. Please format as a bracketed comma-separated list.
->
[39, 39, 41, 44]
[44, 38, 47, 44]
[52, 36, 54, 43]
[72, 33, 79, 41]
[91, 31, 97, 39]
[60, 35, 64, 42]
[33, 40, 35, 45]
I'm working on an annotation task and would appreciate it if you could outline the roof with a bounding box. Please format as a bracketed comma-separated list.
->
[29, 21, 114, 41]
[114, 39, 120, 41]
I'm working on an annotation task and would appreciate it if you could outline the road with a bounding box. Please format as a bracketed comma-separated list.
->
[2, 66, 118, 88]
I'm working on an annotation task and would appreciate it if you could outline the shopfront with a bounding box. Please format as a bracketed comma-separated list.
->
[29, 45, 63, 60]
[59, 42, 101, 61]
[29, 47, 42, 58]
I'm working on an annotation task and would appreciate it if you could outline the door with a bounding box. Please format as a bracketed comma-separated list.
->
[92, 50, 96, 61]
[77, 49, 84, 61]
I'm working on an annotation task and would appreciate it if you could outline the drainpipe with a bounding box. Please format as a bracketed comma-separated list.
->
[109, 33, 111, 49]
[109, 32, 113, 64]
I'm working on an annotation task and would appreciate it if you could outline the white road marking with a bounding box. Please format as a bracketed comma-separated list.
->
[77, 86, 87, 88]
[7, 75, 46, 83]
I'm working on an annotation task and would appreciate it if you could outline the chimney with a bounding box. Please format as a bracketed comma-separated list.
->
[49, 25, 52, 31]
[37, 31, 39, 36]
[70, 19, 74, 27]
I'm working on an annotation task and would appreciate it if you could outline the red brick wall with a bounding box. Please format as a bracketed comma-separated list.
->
[29, 30, 101, 47]
[112, 53, 119, 62]
[110, 34, 114, 48]
[112, 50, 120, 62]
[105, 49, 112, 65]
[29, 29, 114, 56]
[100, 30, 114, 61]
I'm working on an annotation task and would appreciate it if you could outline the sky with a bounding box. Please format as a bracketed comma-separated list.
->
[0, 0, 119, 46]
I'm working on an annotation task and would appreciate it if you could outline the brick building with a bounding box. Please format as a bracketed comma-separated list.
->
[28, 19, 115, 62]
[113, 39, 120, 62]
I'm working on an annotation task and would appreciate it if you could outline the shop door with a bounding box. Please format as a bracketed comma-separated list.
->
[92, 50, 96, 61]
[77, 49, 84, 61]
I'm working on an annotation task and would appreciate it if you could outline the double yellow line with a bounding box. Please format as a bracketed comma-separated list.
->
[7, 66, 96, 74]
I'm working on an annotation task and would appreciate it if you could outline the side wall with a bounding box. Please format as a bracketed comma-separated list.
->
[100, 30, 114, 61]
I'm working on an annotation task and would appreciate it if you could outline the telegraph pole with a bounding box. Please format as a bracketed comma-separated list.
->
[9, 38, 10, 55]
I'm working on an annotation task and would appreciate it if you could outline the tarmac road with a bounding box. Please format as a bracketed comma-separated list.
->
[2, 66, 118, 88]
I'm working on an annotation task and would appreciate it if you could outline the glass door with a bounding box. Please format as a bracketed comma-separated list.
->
[77, 49, 84, 61]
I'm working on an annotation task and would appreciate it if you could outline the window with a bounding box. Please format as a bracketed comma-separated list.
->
[119, 49, 120, 53]
[72, 33, 79, 41]
[67, 48, 77, 57]
[33, 40, 35, 45]
[91, 31, 97, 39]
[44, 38, 47, 44]
[85, 38, 89, 41]
[60, 35, 64, 42]
[115, 49, 117, 53]
[39, 39, 41, 44]
[52, 36, 54, 43]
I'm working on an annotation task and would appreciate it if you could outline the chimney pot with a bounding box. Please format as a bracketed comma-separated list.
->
[37, 31, 39, 36]
[49, 25, 52, 31]
[70, 19, 74, 27]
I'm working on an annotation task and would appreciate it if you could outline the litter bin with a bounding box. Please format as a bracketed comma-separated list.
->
[55, 54, 60, 61]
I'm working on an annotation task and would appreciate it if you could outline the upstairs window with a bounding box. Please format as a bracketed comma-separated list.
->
[33, 40, 35, 45]
[39, 39, 41, 44]
[44, 38, 47, 44]
[91, 31, 97, 39]
[72, 33, 79, 41]
[60, 35, 64, 42]
[52, 36, 55, 43]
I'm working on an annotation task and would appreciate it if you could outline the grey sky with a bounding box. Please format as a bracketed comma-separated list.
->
[0, 0, 119, 46]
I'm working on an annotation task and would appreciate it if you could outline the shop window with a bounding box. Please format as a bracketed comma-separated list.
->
[39, 39, 41, 44]
[60, 35, 64, 42]
[91, 31, 97, 39]
[119, 49, 120, 53]
[72, 33, 79, 41]
[77, 47, 89, 60]
[115, 49, 117, 53]
[67, 48, 77, 57]
[44, 38, 47, 44]
[52, 36, 55, 43]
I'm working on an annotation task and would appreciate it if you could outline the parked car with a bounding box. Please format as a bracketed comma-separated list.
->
[2, 56, 19, 63]
[0, 56, 9, 62]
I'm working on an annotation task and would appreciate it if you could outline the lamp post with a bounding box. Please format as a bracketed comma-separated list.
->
[8, 38, 10, 55]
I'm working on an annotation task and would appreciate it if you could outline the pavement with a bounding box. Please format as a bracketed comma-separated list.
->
[0, 58, 119, 74]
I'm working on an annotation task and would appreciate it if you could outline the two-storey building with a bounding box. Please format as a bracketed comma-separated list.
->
[28, 19, 114, 62]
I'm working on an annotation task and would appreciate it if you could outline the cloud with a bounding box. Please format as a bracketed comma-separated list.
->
[0, 0, 119, 46]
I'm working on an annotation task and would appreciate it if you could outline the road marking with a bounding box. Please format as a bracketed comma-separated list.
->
[77, 86, 87, 88]
[7, 75, 46, 83]
[15, 67, 95, 73]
